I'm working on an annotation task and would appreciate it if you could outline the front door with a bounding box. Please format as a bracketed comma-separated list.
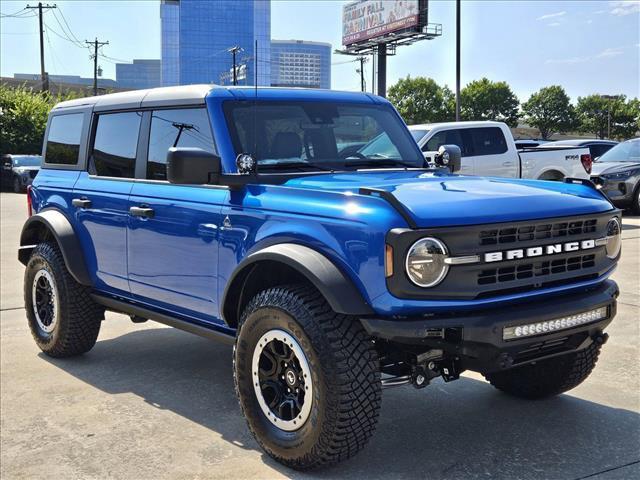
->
[127, 107, 227, 323]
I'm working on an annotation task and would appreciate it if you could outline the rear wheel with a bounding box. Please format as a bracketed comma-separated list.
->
[24, 242, 103, 357]
[234, 285, 381, 470]
[485, 342, 601, 399]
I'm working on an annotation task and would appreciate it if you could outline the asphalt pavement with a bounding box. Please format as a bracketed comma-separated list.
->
[1, 191, 639, 479]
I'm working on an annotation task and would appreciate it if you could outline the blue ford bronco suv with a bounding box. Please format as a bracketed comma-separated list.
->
[20, 85, 621, 470]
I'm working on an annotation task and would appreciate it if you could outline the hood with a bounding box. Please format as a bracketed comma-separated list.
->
[591, 161, 640, 176]
[282, 171, 614, 227]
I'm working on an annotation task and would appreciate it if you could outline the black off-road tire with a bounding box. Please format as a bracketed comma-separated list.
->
[234, 285, 381, 470]
[24, 242, 103, 357]
[632, 184, 640, 215]
[485, 342, 602, 399]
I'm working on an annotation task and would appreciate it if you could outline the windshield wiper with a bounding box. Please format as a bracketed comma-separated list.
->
[258, 162, 334, 172]
[344, 158, 419, 169]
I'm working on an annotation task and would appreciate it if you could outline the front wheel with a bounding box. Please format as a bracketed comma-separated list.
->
[485, 341, 602, 399]
[234, 285, 381, 470]
[13, 176, 23, 193]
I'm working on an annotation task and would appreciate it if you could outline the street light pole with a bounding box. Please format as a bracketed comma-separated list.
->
[455, 0, 461, 121]
[228, 46, 243, 86]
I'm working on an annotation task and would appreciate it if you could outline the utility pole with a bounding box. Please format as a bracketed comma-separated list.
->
[228, 46, 243, 86]
[26, 2, 56, 92]
[455, 0, 461, 121]
[356, 57, 367, 92]
[85, 38, 109, 96]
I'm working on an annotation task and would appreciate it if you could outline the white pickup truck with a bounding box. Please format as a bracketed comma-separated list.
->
[408, 121, 592, 180]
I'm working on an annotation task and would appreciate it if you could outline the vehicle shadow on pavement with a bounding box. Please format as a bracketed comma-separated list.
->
[40, 327, 640, 480]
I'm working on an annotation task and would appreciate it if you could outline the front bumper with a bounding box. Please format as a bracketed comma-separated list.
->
[591, 175, 639, 208]
[361, 280, 618, 374]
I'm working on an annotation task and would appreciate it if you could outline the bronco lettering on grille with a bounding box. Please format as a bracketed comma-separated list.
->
[484, 239, 596, 263]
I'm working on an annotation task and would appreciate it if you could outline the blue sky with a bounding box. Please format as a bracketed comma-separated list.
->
[1, 0, 638, 103]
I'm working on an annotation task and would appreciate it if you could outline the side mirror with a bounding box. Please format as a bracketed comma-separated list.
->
[434, 144, 462, 173]
[167, 147, 221, 184]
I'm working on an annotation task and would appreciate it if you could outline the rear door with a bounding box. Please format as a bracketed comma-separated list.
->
[127, 107, 227, 323]
[72, 111, 142, 294]
[466, 127, 517, 177]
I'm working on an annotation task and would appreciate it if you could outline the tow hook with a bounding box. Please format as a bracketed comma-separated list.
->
[594, 332, 609, 345]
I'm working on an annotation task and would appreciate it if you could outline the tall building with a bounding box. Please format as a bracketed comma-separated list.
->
[116, 60, 161, 90]
[160, 0, 270, 87]
[270, 40, 331, 89]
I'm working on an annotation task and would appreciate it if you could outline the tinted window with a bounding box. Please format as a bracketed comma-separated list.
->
[147, 108, 215, 181]
[469, 127, 508, 156]
[424, 129, 471, 156]
[410, 129, 429, 143]
[45, 114, 84, 165]
[91, 112, 142, 178]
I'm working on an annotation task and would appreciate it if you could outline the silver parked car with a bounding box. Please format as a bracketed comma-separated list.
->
[1, 154, 42, 193]
[590, 138, 640, 213]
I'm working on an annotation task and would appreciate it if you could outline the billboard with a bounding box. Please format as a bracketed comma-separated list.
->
[342, 0, 422, 46]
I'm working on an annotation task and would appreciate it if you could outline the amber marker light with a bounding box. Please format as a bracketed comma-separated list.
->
[385, 244, 394, 277]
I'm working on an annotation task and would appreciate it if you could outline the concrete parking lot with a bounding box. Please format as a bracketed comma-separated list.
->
[1, 190, 639, 480]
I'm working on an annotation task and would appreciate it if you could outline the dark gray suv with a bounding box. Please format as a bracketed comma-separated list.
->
[591, 139, 640, 213]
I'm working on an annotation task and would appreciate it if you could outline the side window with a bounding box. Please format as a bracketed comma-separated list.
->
[147, 108, 216, 181]
[469, 127, 508, 156]
[424, 129, 469, 156]
[45, 113, 84, 165]
[90, 112, 142, 178]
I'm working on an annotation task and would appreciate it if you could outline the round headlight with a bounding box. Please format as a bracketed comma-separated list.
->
[605, 217, 621, 259]
[405, 237, 449, 287]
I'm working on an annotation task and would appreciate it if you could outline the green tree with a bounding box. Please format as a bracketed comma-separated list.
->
[576, 94, 639, 140]
[460, 78, 520, 127]
[0, 84, 78, 155]
[521, 85, 576, 140]
[387, 76, 454, 124]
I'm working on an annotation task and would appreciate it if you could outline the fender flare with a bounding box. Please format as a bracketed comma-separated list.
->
[222, 243, 374, 323]
[19, 209, 92, 286]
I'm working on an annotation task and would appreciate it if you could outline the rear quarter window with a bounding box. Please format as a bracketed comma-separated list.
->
[45, 113, 84, 165]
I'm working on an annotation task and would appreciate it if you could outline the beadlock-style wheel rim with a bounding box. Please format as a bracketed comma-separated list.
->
[32, 269, 58, 333]
[252, 329, 313, 432]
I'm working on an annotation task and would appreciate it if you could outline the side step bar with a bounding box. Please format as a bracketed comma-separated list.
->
[91, 294, 236, 345]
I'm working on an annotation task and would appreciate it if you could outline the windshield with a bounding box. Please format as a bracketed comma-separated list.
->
[13, 156, 41, 167]
[597, 140, 640, 163]
[410, 129, 429, 143]
[223, 101, 424, 171]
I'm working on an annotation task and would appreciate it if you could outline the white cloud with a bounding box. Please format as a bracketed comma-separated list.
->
[595, 47, 624, 58]
[609, 1, 640, 16]
[537, 11, 567, 20]
[546, 47, 626, 64]
[548, 22, 563, 27]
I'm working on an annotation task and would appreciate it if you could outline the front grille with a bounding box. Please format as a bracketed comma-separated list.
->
[513, 336, 571, 364]
[479, 219, 597, 246]
[478, 254, 596, 285]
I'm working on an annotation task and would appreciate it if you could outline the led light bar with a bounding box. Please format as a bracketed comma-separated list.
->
[503, 306, 608, 341]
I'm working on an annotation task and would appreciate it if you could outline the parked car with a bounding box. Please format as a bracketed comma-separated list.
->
[20, 86, 621, 470]
[590, 138, 640, 213]
[543, 139, 618, 161]
[408, 122, 592, 180]
[1, 154, 41, 192]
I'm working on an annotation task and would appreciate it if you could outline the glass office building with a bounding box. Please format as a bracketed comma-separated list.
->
[270, 40, 331, 89]
[160, 0, 271, 86]
[116, 60, 161, 89]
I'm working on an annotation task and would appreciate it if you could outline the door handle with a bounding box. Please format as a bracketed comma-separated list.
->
[503, 161, 515, 166]
[129, 206, 155, 218]
[72, 198, 92, 209]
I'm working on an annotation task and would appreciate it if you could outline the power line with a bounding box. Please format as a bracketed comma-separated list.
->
[53, 8, 82, 45]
